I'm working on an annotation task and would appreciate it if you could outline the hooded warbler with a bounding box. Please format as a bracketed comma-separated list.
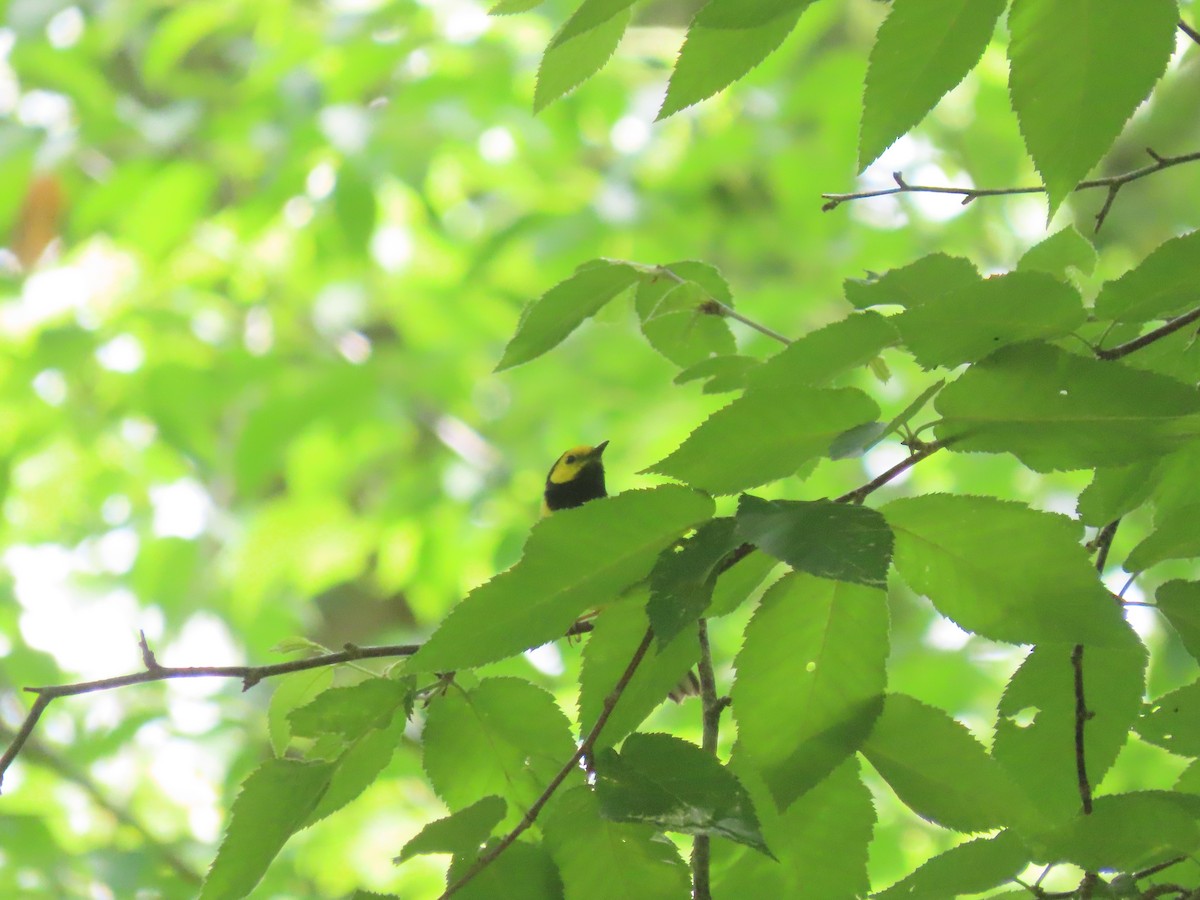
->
[543, 441, 699, 701]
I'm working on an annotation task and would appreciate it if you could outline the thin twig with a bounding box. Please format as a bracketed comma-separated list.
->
[1181, 19, 1200, 46]
[653, 265, 792, 346]
[690, 619, 725, 900]
[439, 628, 655, 899]
[821, 148, 1200, 232]
[1095, 306, 1200, 360]
[0, 625, 600, 793]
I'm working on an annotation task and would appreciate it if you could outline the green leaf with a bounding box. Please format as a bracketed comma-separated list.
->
[635, 261, 733, 320]
[658, 2, 814, 119]
[735, 495, 893, 588]
[862, 694, 1020, 833]
[646, 517, 739, 647]
[1017, 226, 1096, 279]
[883, 494, 1129, 647]
[200, 759, 335, 900]
[1032, 792, 1200, 872]
[542, 786, 691, 899]
[843, 253, 979, 310]
[641, 297, 737, 368]
[446, 839, 562, 899]
[409, 485, 713, 671]
[1076, 462, 1158, 527]
[288, 678, 411, 740]
[422, 678, 579, 815]
[268, 669, 334, 757]
[1127, 502, 1200, 572]
[994, 641, 1147, 826]
[707, 551, 780, 619]
[1156, 581, 1200, 661]
[673, 355, 761, 394]
[714, 759, 873, 900]
[490, 0, 543, 12]
[935, 343, 1200, 471]
[877, 379, 945, 442]
[496, 259, 641, 370]
[731, 572, 887, 807]
[1094, 230, 1200, 323]
[396, 796, 506, 864]
[746, 311, 897, 387]
[645, 385, 879, 495]
[1007, 0, 1177, 216]
[534, 7, 631, 112]
[859, 0, 1006, 168]
[874, 830, 1029, 900]
[595, 733, 770, 854]
[305, 704, 411, 826]
[578, 597, 700, 748]
[894, 271, 1085, 369]
[1135, 680, 1200, 756]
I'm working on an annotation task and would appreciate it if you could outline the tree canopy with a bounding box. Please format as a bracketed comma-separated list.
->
[3, 0, 1200, 898]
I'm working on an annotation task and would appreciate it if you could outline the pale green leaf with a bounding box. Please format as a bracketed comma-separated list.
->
[1094, 230, 1200, 323]
[1017, 226, 1096, 279]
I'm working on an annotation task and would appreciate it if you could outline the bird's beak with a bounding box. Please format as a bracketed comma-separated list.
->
[593, 440, 609, 458]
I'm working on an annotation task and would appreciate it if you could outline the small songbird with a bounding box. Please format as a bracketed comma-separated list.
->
[542, 441, 699, 701]
[542, 441, 609, 516]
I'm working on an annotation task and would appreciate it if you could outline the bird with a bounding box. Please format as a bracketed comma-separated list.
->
[543, 441, 699, 701]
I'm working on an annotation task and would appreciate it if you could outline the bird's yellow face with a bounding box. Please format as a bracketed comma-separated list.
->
[542, 441, 609, 515]
[547, 443, 606, 484]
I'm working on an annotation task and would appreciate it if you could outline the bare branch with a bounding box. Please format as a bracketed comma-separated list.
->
[439, 628, 655, 899]
[1180, 18, 1200, 46]
[690, 618, 725, 900]
[822, 148, 1200, 232]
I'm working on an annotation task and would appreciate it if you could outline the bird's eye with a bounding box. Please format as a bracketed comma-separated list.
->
[565, 455, 576, 464]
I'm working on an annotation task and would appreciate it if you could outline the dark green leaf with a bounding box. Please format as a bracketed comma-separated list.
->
[396, 796, 506, 864]
[647, 517, 739, 647]
[935, 343, 1200, 471]
[200, 760, 335, 900]
[1008, 0, 1177, 215]
[843, 253, 979, 310]
[859, 0, 1006, 168]
[646, 385, 879, 495]
[884, 494, 1129, 647]
[409, 485, 713, 671]
[735, 495, 893, 587]
[732, 572, 887, 807]
[447, 839, 562, 900]
[895, 271, 1085, 369]
[595, 733, 769, 854]
[862, 694, 1023, 833]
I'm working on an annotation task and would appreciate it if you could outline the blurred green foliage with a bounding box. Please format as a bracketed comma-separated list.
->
[2, 0, 1200, 897]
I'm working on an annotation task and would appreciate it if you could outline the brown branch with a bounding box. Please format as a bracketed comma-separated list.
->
[690, 618, 726, 900]
[1095, 306, 1200, 360]
[1070, 521, 1119, 819]
[1, 622, 601, 793]
[439, 628, 655, 899]
[821, 148, 1200, 232]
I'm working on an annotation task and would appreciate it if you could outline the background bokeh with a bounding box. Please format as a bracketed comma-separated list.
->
[2, 0, 1199, 895]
